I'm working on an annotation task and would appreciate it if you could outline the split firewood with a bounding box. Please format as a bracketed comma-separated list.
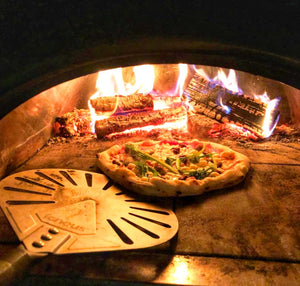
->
[183, 73, 280, 138]
[89, 93, 153, 113]
[95, 106, 186, 139]
[187, 114, 217, 138]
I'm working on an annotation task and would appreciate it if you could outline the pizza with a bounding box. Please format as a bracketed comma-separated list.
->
[96, 139, 250, 197]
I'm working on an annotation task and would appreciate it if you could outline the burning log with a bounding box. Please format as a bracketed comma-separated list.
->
[183, 73, 280, 138]
[90, 93, 153, 113]
[187, 114, 260, 140]
[95, 106, 186, 139]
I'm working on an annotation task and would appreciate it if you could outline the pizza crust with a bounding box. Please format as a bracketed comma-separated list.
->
[96, 141, 250, 197]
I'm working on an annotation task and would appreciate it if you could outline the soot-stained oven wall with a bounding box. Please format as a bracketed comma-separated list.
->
[0, 74, 97, 178]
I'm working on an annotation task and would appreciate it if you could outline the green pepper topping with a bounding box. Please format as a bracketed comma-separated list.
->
[185, 167, 215, 180]
[125, 144, 178, 174]
[165, 157, 176, 166]
[135, 161, 159, 177]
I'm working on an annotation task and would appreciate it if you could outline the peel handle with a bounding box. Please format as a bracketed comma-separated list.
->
[0, 244, 41, 286]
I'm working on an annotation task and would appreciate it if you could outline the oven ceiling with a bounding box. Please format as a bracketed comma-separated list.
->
[0, 1, 299, 119]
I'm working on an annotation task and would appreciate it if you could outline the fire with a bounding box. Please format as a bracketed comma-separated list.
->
[131, 65, 155, 95]
[214, 68, 243, 93]
[153, 64, 188, 111]
[175, 63, 188, 97]
[88, 68, 124, 131]
[193, 65, 243, 93]
[95, 67, 124, 96]
[92, 65, 155, 97]
[193, 65, 210, 81]
[192, 66, 280, 138]
[86, 64, 280, 139]
[88, 65, 156, 132]
[258, 92, 281, 138]
[89, 64, 189, 137]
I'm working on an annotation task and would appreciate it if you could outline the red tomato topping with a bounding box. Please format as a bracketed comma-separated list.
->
[205, 143, 221, 154]
[159, 140, 179, 145]
[190, 141, 203, 150]
[140, 141, 154, 146]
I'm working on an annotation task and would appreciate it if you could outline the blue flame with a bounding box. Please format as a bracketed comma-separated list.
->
[222, 105, 231, 114]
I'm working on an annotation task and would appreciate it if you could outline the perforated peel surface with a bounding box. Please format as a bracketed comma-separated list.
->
[0, 169, 178, 254]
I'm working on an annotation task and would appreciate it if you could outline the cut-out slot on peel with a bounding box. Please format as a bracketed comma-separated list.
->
[102, 180, 114, 190]
[85, 173, 93, 187]
[59, 171, 77, 185]
[4, 186, 52, 196]
[15, 177, 56, 190]
[6, 200, 55, 205]
[121, 217, 160, 239]
[35, 171, 64, 187]
[128, 213, 171, 228]
[107, 219, 134, 245]
[129, 206, 170, 215]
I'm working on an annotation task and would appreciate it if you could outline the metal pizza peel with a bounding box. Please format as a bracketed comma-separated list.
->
[0, 169, 178, 284]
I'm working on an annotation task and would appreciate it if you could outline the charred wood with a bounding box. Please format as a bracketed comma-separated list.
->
[183, 73, 280, 137]
[95, 106, 186, 139]
[89, 93, 153, 113]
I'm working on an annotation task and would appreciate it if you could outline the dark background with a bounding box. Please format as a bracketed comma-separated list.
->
[0, 1, 299, 118]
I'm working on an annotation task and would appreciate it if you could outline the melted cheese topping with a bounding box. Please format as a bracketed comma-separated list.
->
[113, 140, 235, 181]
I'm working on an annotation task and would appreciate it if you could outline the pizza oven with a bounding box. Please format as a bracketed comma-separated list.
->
[0, 2, 299, 286]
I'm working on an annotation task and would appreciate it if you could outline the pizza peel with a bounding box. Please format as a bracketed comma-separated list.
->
[0, 169, 178, 284]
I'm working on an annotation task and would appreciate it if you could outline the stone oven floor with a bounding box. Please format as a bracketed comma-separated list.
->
[0, 135, 299, 285]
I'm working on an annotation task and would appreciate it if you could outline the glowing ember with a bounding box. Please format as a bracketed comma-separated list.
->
[208, 123, 259, 140]
[107, 117, 188, 139]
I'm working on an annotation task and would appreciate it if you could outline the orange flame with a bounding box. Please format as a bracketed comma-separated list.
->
[192, 66, 210, 81]
[176, 63, 188, 96]
[88, 65, 279, 139]
[88, 65, 156, 132]
[131, 65, 155, 95]
[152, 64, 188, 111]
[214, 69, 243, 93]
[89, 64, 189, 135]
[88, 68, 124, 132]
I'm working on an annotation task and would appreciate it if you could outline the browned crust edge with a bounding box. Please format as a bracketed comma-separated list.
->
[96, 140, 250, 197]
